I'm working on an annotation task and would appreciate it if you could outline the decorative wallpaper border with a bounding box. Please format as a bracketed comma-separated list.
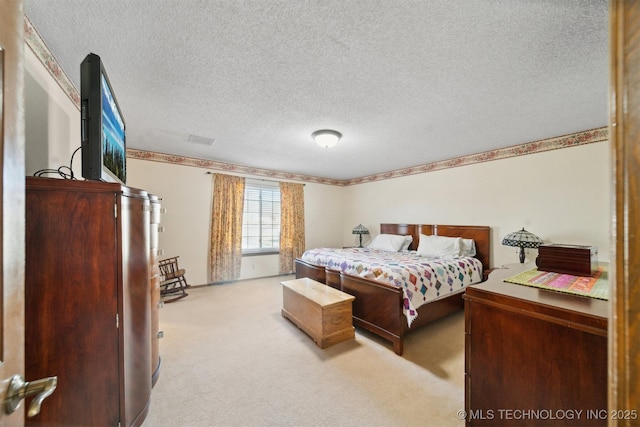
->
[345, 127, 608, 185]
[25, 16, 609, 187]
[24, 16, 80, 108]
[128, 127, 608, 186]
[127, 149, 346, 186]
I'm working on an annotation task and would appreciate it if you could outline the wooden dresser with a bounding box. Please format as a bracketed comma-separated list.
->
[463, 263, 608, 426]
[25, 177, 154, 426]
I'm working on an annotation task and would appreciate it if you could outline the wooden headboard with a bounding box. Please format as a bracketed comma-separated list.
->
[379, 223, 491, 270]
[432, 225, 491, 271]
[379, 223, 420, 251]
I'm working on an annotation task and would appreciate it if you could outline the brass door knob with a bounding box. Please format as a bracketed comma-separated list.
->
[4, 374, 57, 417]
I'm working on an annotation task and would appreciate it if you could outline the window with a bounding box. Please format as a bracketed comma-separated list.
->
[242, 180, 280, 254]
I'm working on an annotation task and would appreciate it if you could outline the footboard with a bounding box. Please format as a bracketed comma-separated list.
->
[340, 273, 464, 355]
[339, 272, 407, 355]
[296, 258, 464, 355]
[295, 258, 327, 284]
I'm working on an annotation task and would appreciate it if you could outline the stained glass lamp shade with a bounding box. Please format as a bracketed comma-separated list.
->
[352, 224, 369, 248]
[502, 227, 544, 263]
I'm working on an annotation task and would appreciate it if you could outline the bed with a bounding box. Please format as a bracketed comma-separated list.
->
[295, 224, 491, 355]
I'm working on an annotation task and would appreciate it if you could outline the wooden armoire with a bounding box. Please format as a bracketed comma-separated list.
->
[24, 177, 158, 426]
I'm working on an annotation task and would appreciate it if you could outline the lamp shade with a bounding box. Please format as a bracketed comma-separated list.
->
[312, 130, 342, 148]
[352, 224, 369, 248]
[502, 227, 543, 263]
[352, 224, 369, 235]
[502, 228, 543, 248]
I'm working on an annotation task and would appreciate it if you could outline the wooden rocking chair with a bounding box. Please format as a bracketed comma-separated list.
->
[159, 256, 189, 302]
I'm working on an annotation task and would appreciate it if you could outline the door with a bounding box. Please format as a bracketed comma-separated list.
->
[0, 0, 26, 425]
[609, 1, 640, 422]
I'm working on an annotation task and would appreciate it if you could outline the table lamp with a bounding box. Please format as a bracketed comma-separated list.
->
[502, 227, 543, 263]
[352, 224, 369, 248]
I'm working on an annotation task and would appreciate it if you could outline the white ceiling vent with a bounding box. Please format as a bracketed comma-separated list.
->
[187, 134, 215, 146]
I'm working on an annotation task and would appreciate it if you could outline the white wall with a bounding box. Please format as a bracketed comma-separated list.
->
[25, 48, 82, 178]
[126, 158, 345, 285]
[342, 142, 611, 268]
[127, 141, 611, 282]
[23, 41, 612, 284]
[126, 160, 213, 285]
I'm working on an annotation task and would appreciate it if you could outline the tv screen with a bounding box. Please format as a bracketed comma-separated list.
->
[81, 53, 126, 184]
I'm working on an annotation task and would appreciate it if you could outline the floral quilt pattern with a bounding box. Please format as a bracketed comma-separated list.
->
[300, 248, 483, 325]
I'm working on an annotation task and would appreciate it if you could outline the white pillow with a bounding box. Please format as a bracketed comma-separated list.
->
[460, 238, 476, 257]
[367, 234, 410, 252]
[416, 234, 462, 258]
[400, 235, 413, 251]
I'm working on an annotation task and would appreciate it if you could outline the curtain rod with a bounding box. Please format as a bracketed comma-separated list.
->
[204, 172, 305, 185]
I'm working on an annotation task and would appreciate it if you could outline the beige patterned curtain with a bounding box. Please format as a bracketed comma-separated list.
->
[279, 182, 305, 274]
[209, 173, 245, 283]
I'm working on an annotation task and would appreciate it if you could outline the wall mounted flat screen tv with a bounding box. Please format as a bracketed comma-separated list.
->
[81, 53, 126, 185]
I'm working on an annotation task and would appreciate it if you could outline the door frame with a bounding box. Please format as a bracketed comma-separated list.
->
[609, 1, 640, 424]
[0, 0, 26, 425]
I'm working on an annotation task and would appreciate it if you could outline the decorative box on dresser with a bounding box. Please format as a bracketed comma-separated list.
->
[463, 263, 608, 427]
[25, 177, 152, 427]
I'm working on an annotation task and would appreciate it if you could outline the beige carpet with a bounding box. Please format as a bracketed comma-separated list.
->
[143, 275, 466, 427]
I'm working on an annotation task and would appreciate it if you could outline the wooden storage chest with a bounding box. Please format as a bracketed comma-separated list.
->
[536, 244, 598, 276]
[281, 278, 355, 348]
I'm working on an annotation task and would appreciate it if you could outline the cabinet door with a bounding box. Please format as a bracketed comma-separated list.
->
[119, 193, 151, 427]
[149, 195, 161, 386]
[25, 187, 120, 426]
[466, 299, 607, 427]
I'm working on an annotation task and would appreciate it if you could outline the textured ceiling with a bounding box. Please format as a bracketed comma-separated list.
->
[24, 0, 609, 181]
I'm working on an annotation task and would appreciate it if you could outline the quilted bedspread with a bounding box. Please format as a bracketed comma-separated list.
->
[300, 247, 483, 326]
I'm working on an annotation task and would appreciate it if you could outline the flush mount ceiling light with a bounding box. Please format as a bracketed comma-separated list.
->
[312, 129, 342, 148]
